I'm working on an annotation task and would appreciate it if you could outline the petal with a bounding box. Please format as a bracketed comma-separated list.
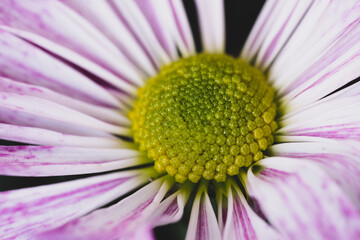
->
[0, 146, 150, 176]
[59, 0, 156, 77]
[0, 169, 150, 239]
[271, 139, 360, 208]
[242, 0, 313, 69]
[270, 0, 360, 108]
[111, 0, 172, 67]
[39, 176, 174, 240]
[247, 157, 360, 240]
[0, 30, 123, 107]
[0, 0, 144, 85]
[151, 182, 193, 226]
[222, 179, 282, 240]
[134, 0, 195, 58]
[0, 76, 129, 125]
[185, 182, 222, 240]
[0, 91, 130, 136]
[0, 123, 130, 148]
[279, 93, 360, 141]
[194, 0, 225, 53]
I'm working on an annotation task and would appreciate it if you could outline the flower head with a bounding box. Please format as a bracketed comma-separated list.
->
[0, 0, 360, 240]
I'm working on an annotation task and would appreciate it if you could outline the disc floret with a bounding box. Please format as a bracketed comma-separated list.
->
[130, 54, 277, 183]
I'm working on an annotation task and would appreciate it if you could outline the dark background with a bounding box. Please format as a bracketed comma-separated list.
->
[0, 0, 265, 239]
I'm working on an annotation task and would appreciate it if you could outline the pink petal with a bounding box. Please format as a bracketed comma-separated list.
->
[194, 0, 225, 53]
[0, 76, 129, 125]
[0, 123, 129, 148]
[222, 179, 282, 240]
[185, 182, 221, 240]
[0, 29, 122, 107]
[111, 0, 172, 67]
[0, 169, 149, 239]
[271, 140, 360, 208]
[270, 0, 360, 108]
[242, 0, 313, 69]
[247, 157, 360, 240]
[59, 0, 156, 77]
[0, 146, 149, 176]
[151, 182, 193, 226]
[279, 93, 360, 141]
[39, 176, 174, 240]
[0, 91, 130, 136]
[0, 0, 144, 85]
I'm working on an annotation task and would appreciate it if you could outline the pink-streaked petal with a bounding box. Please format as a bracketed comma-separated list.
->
[59, 0, 155, 77]
[185, 182, 221, 240]
[0, 169, 151, 239]
[112, 0, 171, 67]
[134, 0, 178, 61]
[249, 0, 313, 69]
[0, 30, 123, 107]
[39, 176, 173, 240]
[0, 0, 144, 85]
[194, 0, 225, 53]
[0, 76, 129, 125]
[223, 179, 282, 240]
[134, 0, 196, 59]
[247, 157, 360, 240]
[151, 182, 193, 226]
[279, 95, 360, 141]
[1, 25, 143, 93]
[0, 146, 150, 176]
[0, 123, 130, 148]
[270, 0, 360, 108]
[0, 91, 130, 136]
[271, 140, 360, 208]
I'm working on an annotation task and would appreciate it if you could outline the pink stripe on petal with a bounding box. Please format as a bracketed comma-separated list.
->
[271, 140, 360, 208]
[0, 30, 122, 107]
[0, 170, 148, 239]
[247, 157, 360, 240]
[186, 183, 221, 240]
[0, 76, 129, 125]
[0, 123, 129, 148]
[0, 91, 130, 136]
[39, 177, 173, 240]
[60, 0, 155, 77]
[221, 180, 282, 240]
[0, 0, 144, 85]
[0, 146, 148, 176]
[194, 0, 225, 53]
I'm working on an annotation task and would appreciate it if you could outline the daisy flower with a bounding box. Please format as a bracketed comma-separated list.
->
[0, 0, 360, 239]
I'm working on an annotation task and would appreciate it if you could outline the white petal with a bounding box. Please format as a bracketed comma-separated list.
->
[271, 139, 360, 208]
[39, 176, 173, 240]
[0, 0, 144, 85]
[270, 0, 360, 108]
[0, 169, 149, 239]
[279, 93, 360, 141]
[60, 0, 156, 77]
[0, 123, 130, 148]
[0, 76, 129, 125]
[0, 92, 130, 136]
[0, 146, 150, 176]
[247, 157, 360, 239]
[243, 0, 313, 69]
[185, 182, 222, 240]
[194, 0, 225, 53]
[0, 30, 122, 107]
[222, 179, 282, 240]
[151, 182, 193, 226]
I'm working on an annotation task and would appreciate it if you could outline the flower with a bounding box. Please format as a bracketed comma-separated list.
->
[0, 0, 360, 240]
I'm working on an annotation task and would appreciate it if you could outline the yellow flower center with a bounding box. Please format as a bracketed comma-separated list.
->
[129, 54, 277, 183]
